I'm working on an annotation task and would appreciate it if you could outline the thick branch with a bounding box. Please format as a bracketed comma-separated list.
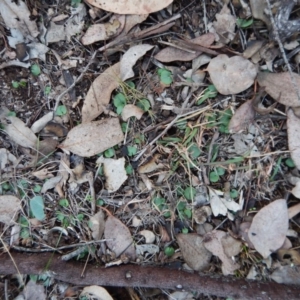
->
[1, 252, 300, 300]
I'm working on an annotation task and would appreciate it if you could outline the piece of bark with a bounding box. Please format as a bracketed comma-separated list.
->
[1, 252, 300, 300]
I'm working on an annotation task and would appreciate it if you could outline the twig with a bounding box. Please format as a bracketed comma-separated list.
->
[1, 252, 300, 300]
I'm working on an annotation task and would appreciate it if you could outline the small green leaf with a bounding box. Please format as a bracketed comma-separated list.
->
[19, 80, 27, 88]
[31, 64, 41, 76]
[177, 201, 186, 211]
[125, 164, 133, 175]
[184, 208, 192, 219]
[209, 171, 219, 183]
[285, 158, 295, 168]
[77, 214, 84, 221]
[55, 105, 67, 116]
[33, 185, 42, 193]
[44, 86, 51, 95]
[236, 18, 253, 28]
[184, 187, 196, 201]
[104, 148, 115, 158]
[157, 68, 173, 85]
[59, 199, 69, 207]
[230, 189, 238, 199]
[154, 197, 165, 207]
[113, 93, 126, 114]
[12, 81, 19, 88]
[96, 199, 104, 206]
[216, 167, 225, 176]
[30, 196, 45, 221]
[121, 122, 128, 133]
[182, 228, 189, 234]
[188, 143, 201, 159]
[137, 98, 151, 111]
[164, 246, 175, 257]
[126, 81, 135, 89]
[127, 145, 137, 156]
[71, 0, 81, 7]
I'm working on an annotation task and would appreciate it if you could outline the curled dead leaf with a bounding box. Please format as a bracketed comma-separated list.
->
[121, 104, 144, 121]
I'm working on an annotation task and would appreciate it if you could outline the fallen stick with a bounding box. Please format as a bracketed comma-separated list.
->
[1, 252, 300, 299]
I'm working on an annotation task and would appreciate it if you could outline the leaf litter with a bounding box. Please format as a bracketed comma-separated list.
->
[2, 0, 300, 298]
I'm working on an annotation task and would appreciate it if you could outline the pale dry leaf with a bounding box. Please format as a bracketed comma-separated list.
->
[155, 33, 215, 63]
[176, 233, 212, 271]
[287, 108, 300, 170]
[271, 266, 300, 285]
[248, 199, 289, 258]
[2, 116, 37, 149]
[238, 222, 255, 249]
[0, 148, 17, 170]
[81, 15, 125, 45]
[24, 280, 46, 300]
[288, 202, 300, 219]
[211, 5, 236, 44]
[257, 72, 300, 107]
[31, 168, 54, 180]
[138, 230, 155, 243]
[80, 286, 113, 300]
[31, 112, 54, 133]
[203, 230, 240, 275]
[136, 244, 159, 255]
[82, 63, 120, 123]
[41, 175, 62, 193]
[228, 100, 256, 133]
[207, 55, 257, 95]
[277, 249, 300, 265]
[209, 188, 227, 217]
[120, 44, 154, 81]
[291, 180, 300, 199]
[59, 118, 124, 157]
[249, 0, 270, 27]
[89, 210, 105, 240]
[96, 156, 127, 193]
[138, 155, 164, 174]
[168, 291, 194, 300]
[0, 195, 21, 226]
[105, 215, 136, 260]
[121, 104, 144, 121]
[85, 0, 173, 14]
[221, 234, 242, 257]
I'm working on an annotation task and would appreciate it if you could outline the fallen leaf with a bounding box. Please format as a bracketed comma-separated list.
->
[59, 118, 124, 157]
[288, 202, 300, 219]
[120, 44, 154, 81]
[257, 72, 300, 107]
[138, 230, 156, 243]
[176, 233, 212, 271]
[271, 265, 300, 285]
[96, 156, 128, 193]
[203, 230, 240, 275]
[121, 104, 144, 121]
[31, 168, 54, 180]
[105, 215, 136, 260]
[207, 55, 257, 95]
[291, 181, 300, 199]
[210, 5, 236, 44]
[168, 291, 194, 300]
[81, 15, 125, 45]
[2, 116, 37, 149]
[24, 280, 46, 300]
[136, 244, 159, 255]
[31, 112, 54, 133]
[238, 222, 255, 249]
[89, 210, 105, 240]
[41, 175, 62, 193]
[287, 108, 300, 170]
[80, 286, 113, 300]
[82, 63, 120, 123]
[0, 148, 17, 170]
[277, 249, 300, 265]
[221, 234, 242, 257]
[155, 33, 215, 63]
[248, 199, 289, 258]
[0, 195, 21, 226]
[138, 155, 164, 174]
[228, 100, 256, 133]
[85, 0, 173, 14]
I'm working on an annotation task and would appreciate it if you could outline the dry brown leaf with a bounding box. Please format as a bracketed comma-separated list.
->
[288, 202, 300, 219]
[121, 104, 144, 121]
[31, 112, 54, 133]
[59, 118, 124, 157]
[0, 148, 17, 170]
[81, 15, 125, 45]
[248, 199, 289, 258]
[203, 230, 240, 275]
[104, 215, 136, 260]
[80, 286, 113, 300]
[207, 55, 257, 95]
[82, 63, 120, 123]
[138, 230, 155, 244]
[228, 100, 256, 133]
[257, 72, 300, 107]
[277, 249, 300, 266]
[287, 109, 300, 170]
[2, 116, 37, 149]
[154, 33, 215, 63]
[0, 195, 21, 226]
[221, 234, 242, 257]
[31, 168, 54, 180]
[271, 265, 300, 285]
[96, 156, 128, 193]
[120, 44, 154, 81]
[176, 233, 212, 271]
[138, 154, 164, 174]
[89, 210, 105, 240]
[85, 0, 173, 14]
